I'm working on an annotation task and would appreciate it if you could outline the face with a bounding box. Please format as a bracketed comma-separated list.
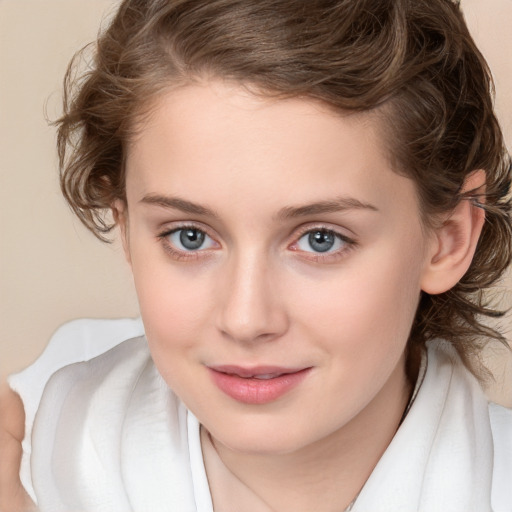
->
[120, 80, 435, 455]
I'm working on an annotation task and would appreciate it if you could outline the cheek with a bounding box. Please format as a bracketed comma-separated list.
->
[288, 240, 425, 369]
[132, 264, 217, 398]
[130, 249, 216, 351]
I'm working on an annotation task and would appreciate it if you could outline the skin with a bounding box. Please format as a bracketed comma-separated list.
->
[0, 382, 34, 512]
[0, 80, 484, 512]
[116, 80, 478, 511]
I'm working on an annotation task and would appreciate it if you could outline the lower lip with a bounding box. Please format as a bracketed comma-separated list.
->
[208, 368, 311, 404]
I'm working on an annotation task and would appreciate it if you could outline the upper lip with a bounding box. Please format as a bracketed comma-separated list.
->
[208, 365, 309, 378]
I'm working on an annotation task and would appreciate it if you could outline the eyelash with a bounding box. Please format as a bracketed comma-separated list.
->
[156, 223, 357, 263]
[289, 225, 356, 263]
[157, 224, 219, 262]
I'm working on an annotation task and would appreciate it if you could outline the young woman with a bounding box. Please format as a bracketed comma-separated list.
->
[2, 0, 512, 511]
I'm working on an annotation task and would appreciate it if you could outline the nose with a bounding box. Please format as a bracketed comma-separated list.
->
[216, 251, 289, 344]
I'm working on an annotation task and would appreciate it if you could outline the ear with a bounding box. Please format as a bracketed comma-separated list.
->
[420, 170, 486, 295]
[112, 200, 132, 266]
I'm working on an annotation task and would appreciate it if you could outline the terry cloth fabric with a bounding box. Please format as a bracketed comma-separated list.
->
[351, 340, 512, 512]
[30, 337, 212, 512]
[10, 324, 512, 511]
[8, 317, 145, 501]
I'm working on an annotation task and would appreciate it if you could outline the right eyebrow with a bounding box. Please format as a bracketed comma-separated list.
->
[139, 194, 218, 217]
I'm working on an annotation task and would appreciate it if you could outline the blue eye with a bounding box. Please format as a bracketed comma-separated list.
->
[167, 228, 216, 251]
[296, 229, 346, 253]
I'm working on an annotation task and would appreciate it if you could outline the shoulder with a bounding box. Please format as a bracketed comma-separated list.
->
[41, 334, 152, 398]
[8, 317, 145, 426]
[9, 318, 145, 502]
[30, 336, 197, 511]
[489, 402, 512, 512]
[426, 341, 512, 511]
[30, 335, 154, 486]
[489, 401, 512, 443]
[36, 335, 153, 421]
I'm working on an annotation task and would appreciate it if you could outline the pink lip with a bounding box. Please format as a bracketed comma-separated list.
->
[208, 365, 311, 404]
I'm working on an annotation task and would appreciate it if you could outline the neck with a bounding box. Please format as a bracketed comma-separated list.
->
[202, 360, 412, 512]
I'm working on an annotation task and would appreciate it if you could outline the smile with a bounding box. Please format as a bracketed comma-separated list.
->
[207, 365, 312, 404]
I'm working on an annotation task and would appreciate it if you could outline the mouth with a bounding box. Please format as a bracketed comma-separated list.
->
[207, 365, 312, 404]
[210, 365, 304, 378]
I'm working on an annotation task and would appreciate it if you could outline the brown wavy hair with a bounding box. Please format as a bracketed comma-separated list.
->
[57, 0, 512, 379]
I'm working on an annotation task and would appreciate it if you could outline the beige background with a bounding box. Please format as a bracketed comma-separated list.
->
[1, 0, 511, 405]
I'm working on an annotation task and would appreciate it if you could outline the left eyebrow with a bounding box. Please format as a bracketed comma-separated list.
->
[276, 197, 379, 220]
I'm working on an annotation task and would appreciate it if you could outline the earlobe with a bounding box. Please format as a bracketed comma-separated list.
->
[112, 200, 132, 266]
[420, 170, 486, 295]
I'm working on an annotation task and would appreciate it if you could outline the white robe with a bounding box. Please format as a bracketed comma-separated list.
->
[9, 319, 512, 512]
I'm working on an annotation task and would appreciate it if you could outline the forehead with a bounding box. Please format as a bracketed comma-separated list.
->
[125, 80, 419, 223]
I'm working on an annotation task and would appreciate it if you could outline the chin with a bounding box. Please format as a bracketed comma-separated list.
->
[204, 412, 328, 456]
[218, 433, 304, 456]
